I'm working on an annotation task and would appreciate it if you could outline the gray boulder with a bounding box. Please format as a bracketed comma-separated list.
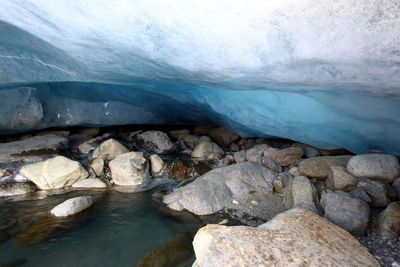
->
[292, 143, 320, 158]
[136, 131, 176, 154]
[245, 144, 270, 164]
[358, 178, 390, 207]
[270, 147, 304, 167]
[347, 154, 400, 182]
[349, 188, 372, 204]
[283, 176, 319, 213]
[321, 191, 370, 236]
[326, 166, 358, 191]
[163, 162, 283, 219]
[233, 150, 246, 163]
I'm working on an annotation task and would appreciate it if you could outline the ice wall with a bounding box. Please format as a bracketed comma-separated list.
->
[0, 0, 399, 154]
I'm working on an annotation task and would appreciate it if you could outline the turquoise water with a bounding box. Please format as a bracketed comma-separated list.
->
[0, 189, 201, 267]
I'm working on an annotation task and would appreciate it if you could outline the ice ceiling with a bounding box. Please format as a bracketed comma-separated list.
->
[0, 0, 399, 154]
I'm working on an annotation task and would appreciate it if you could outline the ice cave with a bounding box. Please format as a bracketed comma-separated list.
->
[0, 1, 400, 266]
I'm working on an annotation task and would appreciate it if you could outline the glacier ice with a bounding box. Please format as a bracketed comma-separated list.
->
[0, 0, 399, 154]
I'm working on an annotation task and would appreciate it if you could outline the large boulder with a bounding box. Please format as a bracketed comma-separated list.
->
[19, 156, 88, 189]
[358, 178, 390, 207]
[377, 201, 400, 238]
[163, 162, 283, 219]
[298, 155, 351, 180]
[208, 127, 239, 147]
[321, 191, 370, 236]
[283, 175, 319, 213]
[191, 142, 224, 159]
[109, 152, 149, 186]
[326, 166, 358, 191]
[0, 135, 68, 163]
[347, 154, 400, 182]
[136, 131, 176, 153]
[51, 196, 93, 217]
[0, 182, 36, 197]
[92, 139, 128, 160]
[192, 209, 379, 267]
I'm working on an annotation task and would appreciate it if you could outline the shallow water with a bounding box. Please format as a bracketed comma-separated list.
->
[0, 189, 202, 267]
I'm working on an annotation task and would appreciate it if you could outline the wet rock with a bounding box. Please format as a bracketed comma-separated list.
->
[20, 156, 88, 189]
[136, 131, 176, 154]
[292, 143, 321, 158]
[163, 162, 278, 216]
[208, 127, 239, 147]
[271, 147, 304, 166]
[92, 139, 129, 160]
[168, 161, 196, 180]
[51, 196, 93, 217]
[191, 142, 224, 159]
[326, 166, 358, 191]
[283, 176, 319, 213]
[377, 201, 400, 238]
[137, 232, 193, 267]
[109, 152, 149, 186]
[347, 154, 400, 182]
[321, 191, 370, 236]
[0, 182, 36, 197]
[89, 158, 104, 177]
[169, 129, 190, 139]
[350, 187, 372, 204]
[0, 135, 68, 163]
[298, 155, 351, 180]
[192, 209, 379, 267]
[149, 154, 167, 177]
[72, 178, 107, 188]
[358, 178, 390, 207]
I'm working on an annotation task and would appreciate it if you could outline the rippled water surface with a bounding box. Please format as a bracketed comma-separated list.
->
[0, 189, 201, 266]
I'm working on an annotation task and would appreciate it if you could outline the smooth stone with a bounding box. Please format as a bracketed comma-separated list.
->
[288, 166, 301, 176]
[92, 138, 129, 160]
[358, 178, 390, 207]
[89, 158, 104, 177]
[326, 166, 358, 191]
[283, 175, 319, 213]
[270, 147, 304, 166]
[191, 141, 224, 159]
[0, 182, 36, 197]
[72, 178, 107, 188]
[349, 187, 372, 204]
[321, 191, 370, 236]
[163, 162, 282, 219]
[208, 127, 239, 147]
[136, 131, 176, 154]
[245, 144, 270, 164]
[51, 196, 93, 217]
[149, 154, 167, 177]
[192, 209, 379, 267]
[109, 152, 148, 186]
[298, 155, 351, 180]
[20, 156, 88, 189]
[292, 143, 321, 158]
[0, 136, 68, 163]
[377, 201, 400, 238]
[347, 154, 400, 182]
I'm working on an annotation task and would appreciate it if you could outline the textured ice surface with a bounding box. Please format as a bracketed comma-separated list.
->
[0, 1, 399, 153]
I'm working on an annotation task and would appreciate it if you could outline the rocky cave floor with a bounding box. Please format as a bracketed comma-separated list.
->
[0, 124, 399, 266]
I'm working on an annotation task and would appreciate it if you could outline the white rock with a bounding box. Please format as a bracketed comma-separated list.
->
[51, 196, 93, 217]
[136, 131, 176, 153]
[191, 142, 224, 159]
[89, 158, 104, 177]
[92, 139, 128, 160]
[20, 156, 88, 189]
[72, 178, 107, 188]
[149, 154, 167, 177]
[109, 152, 149, 186]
